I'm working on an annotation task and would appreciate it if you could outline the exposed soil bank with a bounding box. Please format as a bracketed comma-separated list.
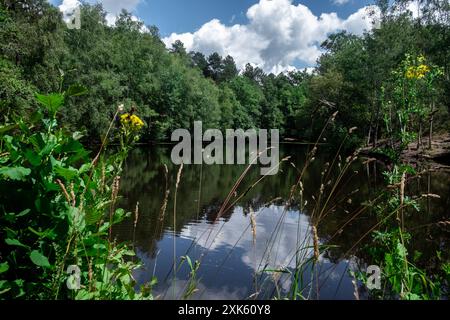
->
[360, 133, 450, 171]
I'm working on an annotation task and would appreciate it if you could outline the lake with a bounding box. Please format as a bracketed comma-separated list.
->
[115, 145, 450, 300]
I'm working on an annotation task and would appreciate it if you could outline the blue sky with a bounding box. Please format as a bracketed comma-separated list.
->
[138, 0, 374, 37]
[51, 0, 378, 72]
[51, 0, 374, 36]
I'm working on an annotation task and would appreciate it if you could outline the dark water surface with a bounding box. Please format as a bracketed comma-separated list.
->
[115, 145, 450, 300]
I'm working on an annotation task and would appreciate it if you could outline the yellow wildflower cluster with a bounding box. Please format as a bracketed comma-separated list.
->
[406, 56, 431, 80]
[120, 113, 144, 130]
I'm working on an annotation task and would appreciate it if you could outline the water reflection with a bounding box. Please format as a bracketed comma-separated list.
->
[115, 146, 450, 300]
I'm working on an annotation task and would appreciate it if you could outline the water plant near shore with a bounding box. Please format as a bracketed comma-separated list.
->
[358, 54, 448, 299]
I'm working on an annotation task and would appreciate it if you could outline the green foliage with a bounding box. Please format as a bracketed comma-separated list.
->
[368, 229, 441, 300]
[227, 77, 263, 128]
[363, 164, 443, 299]
[179, 255, 201, 299]
[0, 59, 37, 123]
[0, 88, 152, 300]
[379, 54, 444, 153]
[1, 1, 449, 148]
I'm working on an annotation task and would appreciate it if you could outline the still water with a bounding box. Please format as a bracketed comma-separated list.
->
[115, 145, 450, 300]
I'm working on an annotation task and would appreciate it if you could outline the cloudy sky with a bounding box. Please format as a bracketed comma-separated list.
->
[50, 0, 381, 73]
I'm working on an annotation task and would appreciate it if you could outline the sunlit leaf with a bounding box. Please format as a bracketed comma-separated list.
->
[30, 250, 51, 268]
[54, 165, 78, 181]
[0, 166, 31, 181]
[36, 93, 64, 114]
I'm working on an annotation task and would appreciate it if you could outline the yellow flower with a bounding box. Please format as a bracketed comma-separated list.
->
[406, 67, 416, 79]
[130, 114, 144, 129]
[120, 113, 144, 130]
[405, 64, 430, 80]
[417, 64, 430, 77]
[120, 113, 130, 124]
[418, 64, 429, 72]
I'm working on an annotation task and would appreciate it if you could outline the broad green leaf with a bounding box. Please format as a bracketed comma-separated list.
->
[28, 133, 45, 151]
[0, 262, 9, 274]
[30, 111, 43, 124]
[30, 250, 50, 268]
[36, 93, 64, 114]
[24, 149, 41, 166]
[0, 166, 31, 181]
[0, 124, 17, 134]
[28, 227, 55, 240]
[65, 84, 88, 97]
[17, 209, 31, 217]
[39, 135, 57, 156]
[17, 120, 31, 135]
[0, 280, 11, 295]
[42, 177, 59, 192]
[93, 244, 107, 250]
[72, 131, 84, 141]
[54, 165, 78, 181]
[75, 289, 95, 300]
[58, 139, 84, 154]
[67, 207, 85, 231]
[78, 163, 91, 174]
[113, 208, 130, 224]
[5, 238, 29, 249]
[85, 208, 103, 225]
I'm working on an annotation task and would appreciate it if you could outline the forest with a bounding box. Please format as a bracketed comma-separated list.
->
[2, 1, 448, 146]
[0, 0, 449, 301]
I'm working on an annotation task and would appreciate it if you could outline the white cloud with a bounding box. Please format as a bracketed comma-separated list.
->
[180, 205, 315, 271]
[138, 203, 357, 299]
[405, 2, 421, 19]
[97, 0, 141, 14]
[58, 0, 147, 29]
[342, 6, 379, 34]
[333, 0, 351, 5]
[58, 0, 81, 23]
[305, 67, 316, 75]
[59, 0, 142, 17]
[163, 0, 380, 74]
[58, 0, 80, 12]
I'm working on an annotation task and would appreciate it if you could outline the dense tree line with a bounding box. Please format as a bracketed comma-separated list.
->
[1, 0, 449, 148]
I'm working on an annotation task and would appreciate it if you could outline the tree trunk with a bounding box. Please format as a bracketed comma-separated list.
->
[429, 101, 435, 149]
[417, 121, 422, 151]
[427, 170, 431, 215]
[373, 122, 379, 148]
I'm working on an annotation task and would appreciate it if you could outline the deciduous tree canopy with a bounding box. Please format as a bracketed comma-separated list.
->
[0, 0, 449, 149]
